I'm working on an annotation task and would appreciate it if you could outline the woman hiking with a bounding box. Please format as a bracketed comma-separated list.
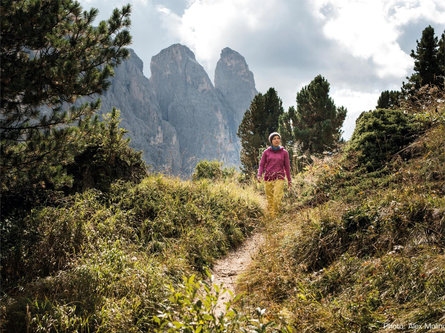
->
[257, 132, 292, 218]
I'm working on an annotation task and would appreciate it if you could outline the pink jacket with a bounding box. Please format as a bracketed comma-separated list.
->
[257, 146, 291, 184]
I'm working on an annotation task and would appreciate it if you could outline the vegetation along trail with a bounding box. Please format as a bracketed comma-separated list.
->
[2, 1, 444, 329]
[212, 231, 265, 316]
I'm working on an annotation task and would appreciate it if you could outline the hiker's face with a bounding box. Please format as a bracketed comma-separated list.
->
[272, 136, 280, 147]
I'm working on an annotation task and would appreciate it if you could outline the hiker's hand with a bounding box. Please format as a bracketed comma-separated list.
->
[257, 176, 261, 183]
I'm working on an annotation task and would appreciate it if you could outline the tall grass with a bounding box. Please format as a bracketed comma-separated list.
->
[238, 122, 445, 332]
[1, 173, 263, 332]
[2, 99, 444, 331]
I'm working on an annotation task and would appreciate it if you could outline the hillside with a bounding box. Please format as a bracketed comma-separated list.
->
[2, 103, 444, 332]
[237, 116, 445, 331]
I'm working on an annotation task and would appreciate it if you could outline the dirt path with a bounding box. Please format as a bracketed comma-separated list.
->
[211, 231, 265, 316]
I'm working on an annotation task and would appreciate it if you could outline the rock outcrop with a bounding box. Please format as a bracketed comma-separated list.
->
[215, 47, 258, 126]
[149, 44, 241, 175]
[99, 49, 182, 174]
[97, 44, 257, 176]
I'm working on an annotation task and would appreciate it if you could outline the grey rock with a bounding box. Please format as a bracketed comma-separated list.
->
[215, 47, 257, 126]
[96, 45, 256, 176]
[149, 44, 240, 175]
[99, 49, 181, 174]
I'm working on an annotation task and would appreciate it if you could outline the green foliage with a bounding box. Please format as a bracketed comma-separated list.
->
[1, 0, 131, 135]
[153, 272, 276, 332]
[291, 193, 443, 273]
[402, 26, 444, 96]
[238, 88, 284, 174]
[376, 90, 401, 109]
[192, 160, 235, 181]
[412, 26, 441, 87]
[1, 0, 132, 215]
[277, 106, 295, 150]
[1, 108, 147, 221]
[1, 175, 263, 331]
[439, 31, 445, 80]
[348, 108, 424, 171]
[67, 108, 147, 193]
[280, 75, 346, 157]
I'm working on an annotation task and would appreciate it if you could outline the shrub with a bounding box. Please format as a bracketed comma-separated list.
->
[348, 109, 424, 171]
[192, 160, 235, 181]
[0, 109, 147, 222]
[67, 109, 147, 193]
[153, 272, 275, 332]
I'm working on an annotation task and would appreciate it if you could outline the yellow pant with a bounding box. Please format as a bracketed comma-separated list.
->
[264, 179, 285, 218]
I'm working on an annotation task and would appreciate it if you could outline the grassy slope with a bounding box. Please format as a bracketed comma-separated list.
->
[2, 110, 444, 332]
[238, 123, 445, 332]
[1, 175, 263, 332]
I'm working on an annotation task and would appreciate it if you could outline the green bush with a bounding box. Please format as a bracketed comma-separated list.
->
[290, 192, 443, 273]
[192, 160, 235, 181]
[67, 109, 147, 193]
[348, 109, 424, 171]
[1, 109, 147, 222]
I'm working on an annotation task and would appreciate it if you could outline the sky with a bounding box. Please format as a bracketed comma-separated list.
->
[78, 0, 445, 140]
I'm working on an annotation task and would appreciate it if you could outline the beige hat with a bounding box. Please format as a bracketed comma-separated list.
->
[268, 132, 281, 143]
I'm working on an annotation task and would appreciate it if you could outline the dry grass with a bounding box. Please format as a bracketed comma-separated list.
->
[237, 121, 445, 332]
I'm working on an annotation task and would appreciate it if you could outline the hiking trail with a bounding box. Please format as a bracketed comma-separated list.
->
[211, 231, 265, 316]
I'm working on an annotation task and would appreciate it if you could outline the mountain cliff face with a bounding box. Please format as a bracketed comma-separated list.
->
[215, 47, 258, 126]
[99, 49, 182, 174]
[98, 44, 257, 176]
[149, 44, 241, 175]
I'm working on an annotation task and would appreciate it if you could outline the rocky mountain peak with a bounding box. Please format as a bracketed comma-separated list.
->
[218, 47, 246, 67]
[148, 44, 239, 175]
[96, 44, 257, 176]
[150, 44, 214, 111]
[162, 43, 196, 59]
[128, 49, 144, 73]
[215, 47, 257, 124]
[150, 43, 201, 77]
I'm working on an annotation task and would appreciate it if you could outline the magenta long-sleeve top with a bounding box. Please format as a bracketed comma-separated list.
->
[257, 146, 291, 184]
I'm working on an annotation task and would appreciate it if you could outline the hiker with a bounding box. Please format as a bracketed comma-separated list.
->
[257, 132, 292, 218]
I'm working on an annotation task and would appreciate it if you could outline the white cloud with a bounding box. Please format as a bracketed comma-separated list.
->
[158, 0, 281, 72]
[157, 0, 445, 94]
[330, 88, 380, 139]
[156, 5, 172, 15]
[309, 0, 445, 79]
[388, 0, 445, 24]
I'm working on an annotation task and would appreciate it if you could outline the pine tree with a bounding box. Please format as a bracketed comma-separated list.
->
[237, 88, 284, 174]
[292, 75, 346, 156]
[237, 96, 262, 174]
[263, 87, 284, 135]
[402, 25, 443, 95]
[1, 0, 132, 212]
[412, 26, 440, 87]
[277, 106, 298, 168]
[438, 31, 445, 85]
[376, 90, 401, 109]
[278, 106, 297, 149]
